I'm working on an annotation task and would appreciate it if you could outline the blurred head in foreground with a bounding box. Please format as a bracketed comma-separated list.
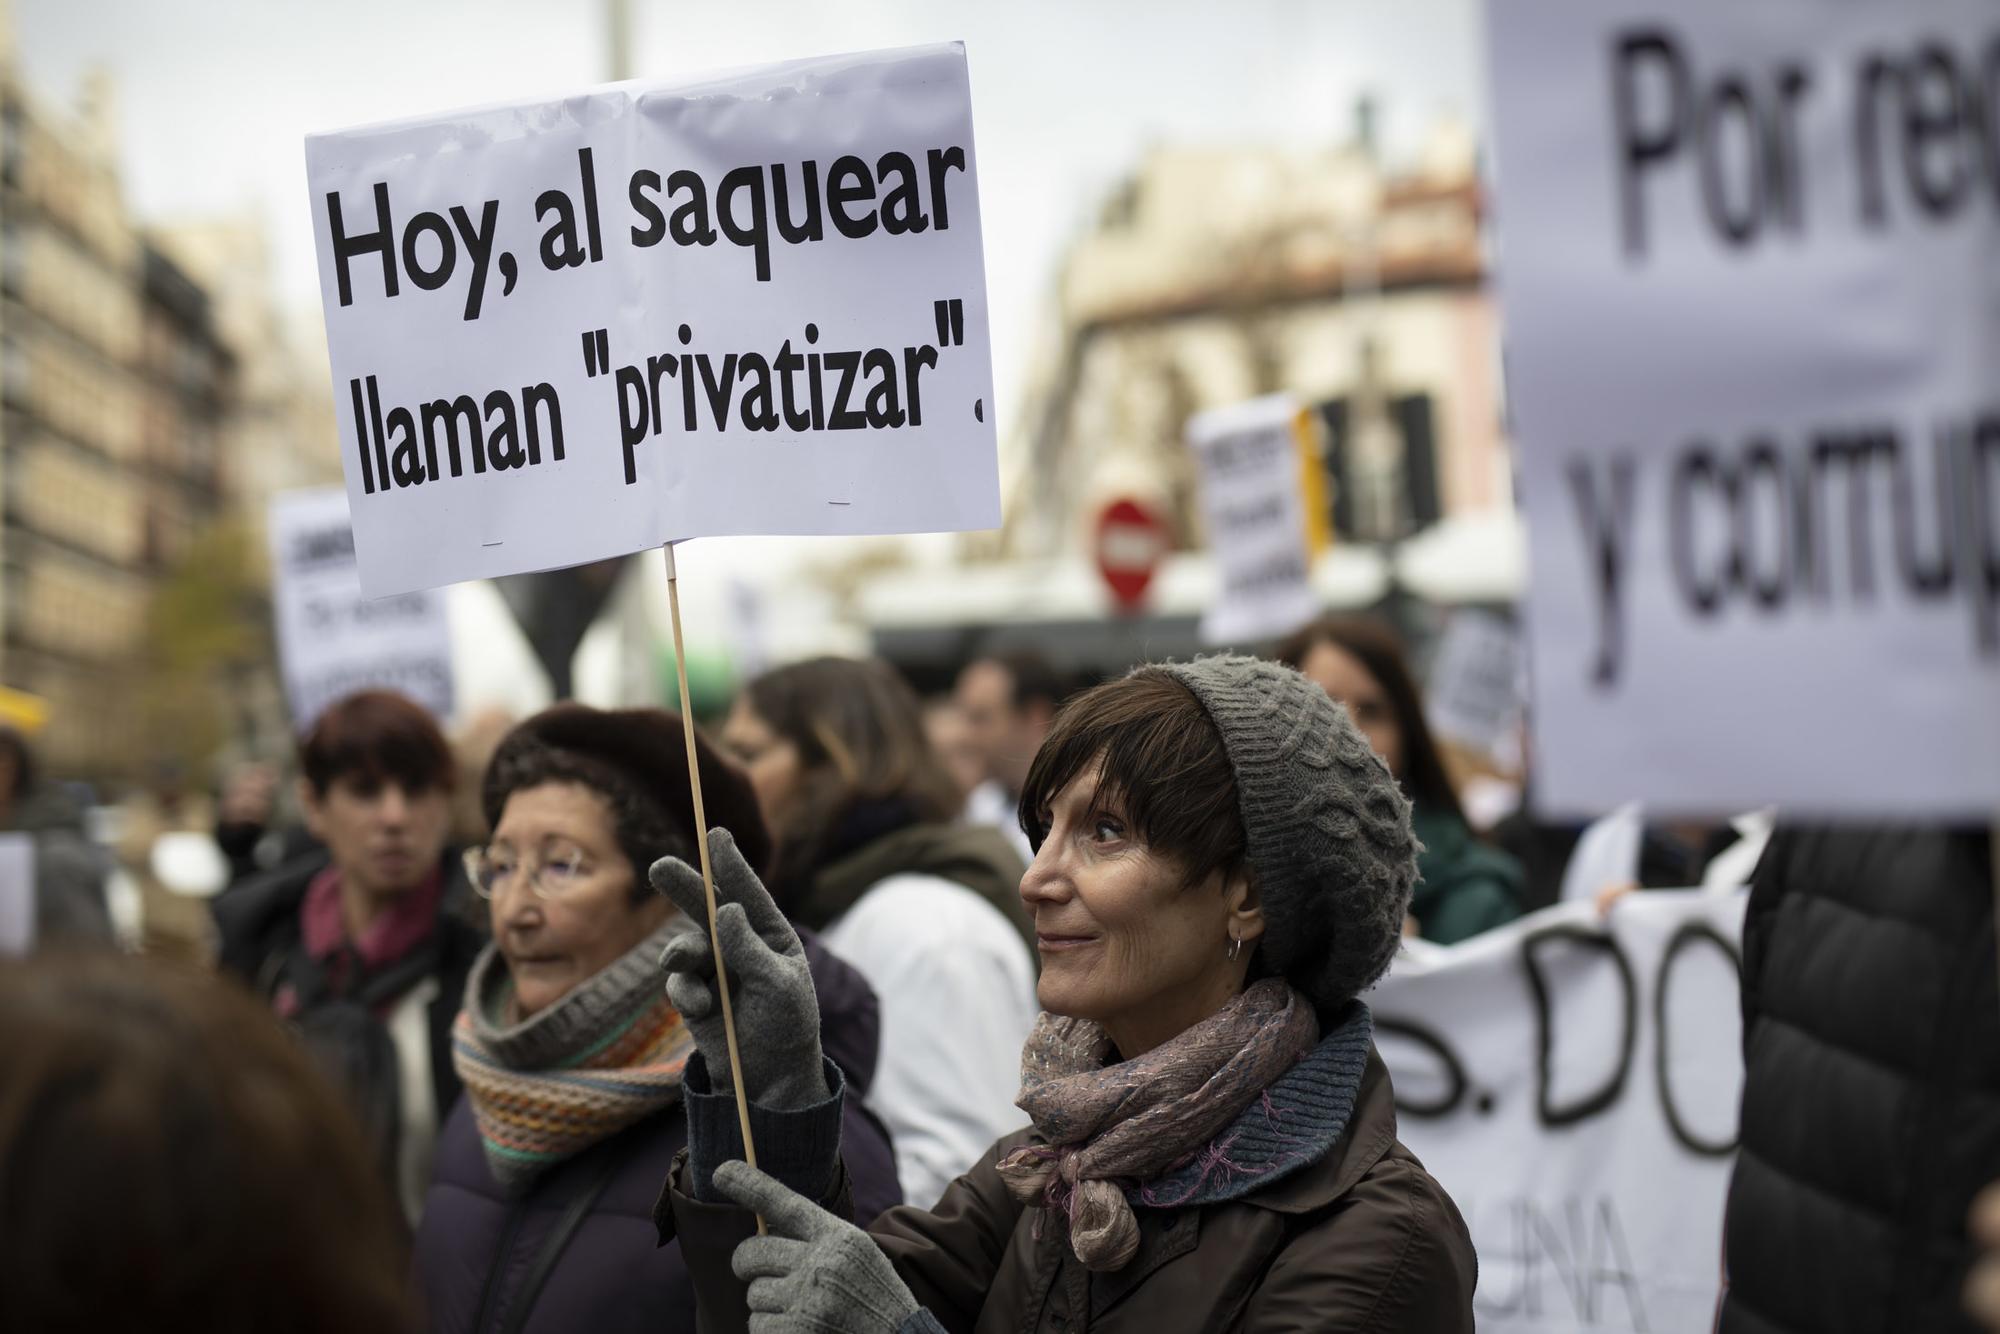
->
[0, 951, 415, 1334]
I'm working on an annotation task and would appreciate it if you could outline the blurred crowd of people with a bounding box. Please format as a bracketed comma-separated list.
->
[0, 614, 1993, 1333]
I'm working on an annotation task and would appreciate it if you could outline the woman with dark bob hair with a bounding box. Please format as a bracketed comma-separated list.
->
[1278, 614, 1523, 944]
[654, 656, 1476, 1332]
[411, 704, 900, 1334]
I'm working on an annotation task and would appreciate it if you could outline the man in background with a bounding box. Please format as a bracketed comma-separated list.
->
[951, 650, 1069, 863]
[922, 696, 986, 812]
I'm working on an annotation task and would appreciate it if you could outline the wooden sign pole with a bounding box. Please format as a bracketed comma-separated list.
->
[663, 541, 765, 1234]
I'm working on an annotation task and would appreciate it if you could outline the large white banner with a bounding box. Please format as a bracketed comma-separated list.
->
[1375, 892, 1745, 1334]
[269, 487, 455, 731]
[1488, 1, 2000, 817]
[1187, 394, 1320, 644]
[307, 43, 998, 598]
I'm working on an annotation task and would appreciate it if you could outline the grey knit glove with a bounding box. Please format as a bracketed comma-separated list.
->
[653, 830, 828, 1112]
[718, 1160, 924, 1334]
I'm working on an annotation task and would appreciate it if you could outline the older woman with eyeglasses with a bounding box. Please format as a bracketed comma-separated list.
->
[411, 704, 901, 1334]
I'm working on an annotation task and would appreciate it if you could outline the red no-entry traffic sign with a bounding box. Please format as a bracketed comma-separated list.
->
[1094, 497, 1169, 612]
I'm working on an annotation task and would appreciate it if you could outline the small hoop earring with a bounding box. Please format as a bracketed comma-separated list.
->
[1226, 935, 1243, 962]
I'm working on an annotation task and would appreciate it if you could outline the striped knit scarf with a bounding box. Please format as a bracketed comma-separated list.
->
[452, 918, 693, 1193]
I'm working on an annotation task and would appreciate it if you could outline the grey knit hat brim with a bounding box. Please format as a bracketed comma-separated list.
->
[1149, 656, 1416, 1011]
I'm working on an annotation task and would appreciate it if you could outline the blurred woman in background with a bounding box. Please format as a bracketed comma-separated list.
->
[1279, 615, 1522, 944]
[723, 656, 1037, 1208]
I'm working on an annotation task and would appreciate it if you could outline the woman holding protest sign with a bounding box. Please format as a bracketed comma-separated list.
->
[1279, 615, 1524, 945]
[411, 704, 898, 1334]
[656, 655, 1476, 1333]
[720, 656, 1037, 1210]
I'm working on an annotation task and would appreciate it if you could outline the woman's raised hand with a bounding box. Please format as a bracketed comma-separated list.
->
[653, 829, 827, 1111]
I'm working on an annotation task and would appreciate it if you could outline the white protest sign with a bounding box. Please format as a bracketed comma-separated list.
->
[1188, 394, 1320, 644]
[1375, 891, 1745, 1334]
[0, 833, 36, 956]
[1558, 803, 1648, 905]
[1488, 1, 2000, 817]
[1426, 608, 1524, 759]
[307, 43, 998, 598]
[269, 487, 455, 730]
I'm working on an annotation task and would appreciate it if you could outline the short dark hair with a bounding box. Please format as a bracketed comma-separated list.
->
[0, 952, 416, 1334]
[1017, 669, 1247, 893]
[300, 691, 454, 799]
[986, 649, 1069, 713]
[482, 704, 771, 904]
[742, 657, 962, 901]
[1276, 615, 1465, 825]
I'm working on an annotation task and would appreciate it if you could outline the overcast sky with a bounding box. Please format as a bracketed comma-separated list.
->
[14, 0, 1486, 430]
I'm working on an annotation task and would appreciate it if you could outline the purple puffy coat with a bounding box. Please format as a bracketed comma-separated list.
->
[411, 934, 901, 1334]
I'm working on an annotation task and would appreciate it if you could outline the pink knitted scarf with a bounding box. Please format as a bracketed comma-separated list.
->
[995, 978, 1318, 1271]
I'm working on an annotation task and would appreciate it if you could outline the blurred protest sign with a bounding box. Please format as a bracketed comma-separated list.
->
[1377, 891, 1745, 1334]
[306, 42, 998, 599]
[1188, 394, 1323, 644]
[269, 487, 454, 730]
[0, 834, 35, 956]
[1425, 608, 1524, 761]
[1488, 1, 2000, 816]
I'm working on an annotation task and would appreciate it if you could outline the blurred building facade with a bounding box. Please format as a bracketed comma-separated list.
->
[997, 115, 1506, 563]
[0, 69, 159, 776]
[0, 64, 320, 781]
[155, 217, 343, 517]
[137, 244, 229, 578]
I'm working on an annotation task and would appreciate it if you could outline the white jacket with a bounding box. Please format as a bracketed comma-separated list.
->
[820, 870, 1038, 1210]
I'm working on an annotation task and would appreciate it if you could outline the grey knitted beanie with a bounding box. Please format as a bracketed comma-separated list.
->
[1149, 655, 1417, 1011]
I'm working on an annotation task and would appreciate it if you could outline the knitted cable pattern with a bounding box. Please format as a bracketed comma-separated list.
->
[1151, 656, 1418, 1010]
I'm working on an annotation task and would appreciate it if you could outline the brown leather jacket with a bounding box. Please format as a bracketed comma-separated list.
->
[667, 1048, 1476, 1333]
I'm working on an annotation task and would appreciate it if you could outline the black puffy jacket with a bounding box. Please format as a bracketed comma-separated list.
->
[1720, 825, 2000, 1334]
